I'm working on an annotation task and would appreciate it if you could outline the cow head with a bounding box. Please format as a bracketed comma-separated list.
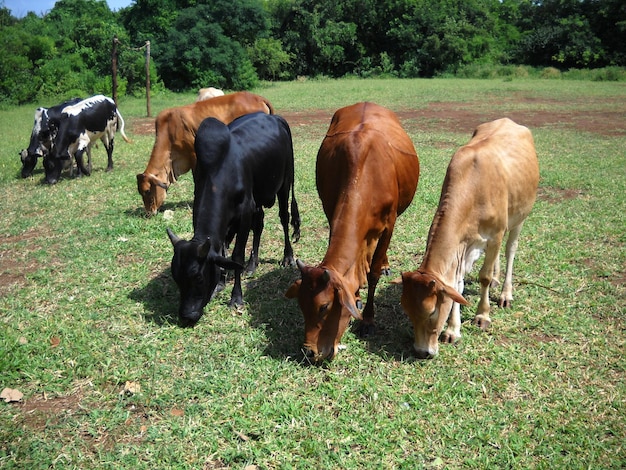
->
[19, 149, 38, 178]
[285, 260, 361, 363]
[399, 270, 468, 359]
[137, 173, 169, 216]
[42, 154, 67, 184]
[167, 228, 241, 327]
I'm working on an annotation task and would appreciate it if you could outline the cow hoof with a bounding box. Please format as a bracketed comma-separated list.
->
[381, 267, 391, 276]
[498, 298, 513, 308]
[474, 315, 491, 331]
[281, 256, 295, 267]
[356, 323, 376, 338]
[439, 330, 459, 344]
[355, 298, 363, 310]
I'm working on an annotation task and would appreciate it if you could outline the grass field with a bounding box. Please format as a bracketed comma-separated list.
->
[1, 78, 625, 469]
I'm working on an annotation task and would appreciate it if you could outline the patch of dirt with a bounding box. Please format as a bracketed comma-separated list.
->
[536, 187, 585, 204]
[0, 229, 42, 295]
[17, 392, 84, 430]
[129, 99, 626, 137]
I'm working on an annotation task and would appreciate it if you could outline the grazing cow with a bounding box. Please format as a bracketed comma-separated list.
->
[399, 118, 539, 359]
[136, 91, 274, 216]
[19, 98, 83, 178]
[285, 102, 420, 362]
[167, 112, 300, 327]
[43, 95, 130, 184]
[196, 87, 225, 101]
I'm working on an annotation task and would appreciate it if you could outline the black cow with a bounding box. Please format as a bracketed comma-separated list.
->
[20, 98, 83, 178]
[43, 95, 130, 184]
[167, 112, 301, 326]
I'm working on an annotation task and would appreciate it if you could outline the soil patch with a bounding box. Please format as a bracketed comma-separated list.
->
[129, 99, 626, 137]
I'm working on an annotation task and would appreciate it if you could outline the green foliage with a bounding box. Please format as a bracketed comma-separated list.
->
[0, 0, 625, 103]
[248, 38, 294, 80]
[158, 4, 259, 90]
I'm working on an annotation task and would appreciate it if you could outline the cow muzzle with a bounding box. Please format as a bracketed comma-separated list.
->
[302, 343, 336, 364]
[413, 343, 438, 360]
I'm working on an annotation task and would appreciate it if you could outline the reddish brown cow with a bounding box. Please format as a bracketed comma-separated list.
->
[399, 118, 539, 359]
[286, 102, 420, 362]
[136, 91, 274, 216]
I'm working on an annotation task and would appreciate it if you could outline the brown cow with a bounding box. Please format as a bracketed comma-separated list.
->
[136, 91, 274, 216]
[399, 118, 539, 359]
[285, 102, 420, 362]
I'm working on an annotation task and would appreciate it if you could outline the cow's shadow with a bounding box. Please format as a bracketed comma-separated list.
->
[243, 264, 419, 363]
[129, 258, 456, 363]
[125, 200, 193, 219]
[129, 267, 180, 326]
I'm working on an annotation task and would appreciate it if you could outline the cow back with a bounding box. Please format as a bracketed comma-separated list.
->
[435, 118, 539, 237]
[317, 102, 419, 229]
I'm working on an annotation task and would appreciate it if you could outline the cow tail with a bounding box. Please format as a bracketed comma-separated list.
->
[290, 178, 301, 243]
[116, 109, 132, 143]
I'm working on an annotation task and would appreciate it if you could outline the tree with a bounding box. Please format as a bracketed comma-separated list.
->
[158, 4, 259, 90]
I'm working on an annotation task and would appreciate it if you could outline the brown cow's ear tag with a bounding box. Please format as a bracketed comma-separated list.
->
[285, 279, 301, 298]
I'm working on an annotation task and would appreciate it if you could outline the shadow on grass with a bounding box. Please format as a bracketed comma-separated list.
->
[244, 263, 420, 363]
[124, 199, 193, 219]
[128, 256, 445, 364]
[129, 267, 180, 326]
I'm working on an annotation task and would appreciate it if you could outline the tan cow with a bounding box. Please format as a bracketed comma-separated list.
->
[399, 118, 539, 359]
[286, 102, 420, 362]
[136, 91, 274, 216]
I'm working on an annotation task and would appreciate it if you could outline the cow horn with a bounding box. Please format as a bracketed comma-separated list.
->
[167, 228, 181, 246]
[198, 237, 212, 259]
[296, 259, 306, 272]
[322, 269, 331, 284]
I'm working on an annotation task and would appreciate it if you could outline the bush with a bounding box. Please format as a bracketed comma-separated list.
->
[540, 67, 562, 79]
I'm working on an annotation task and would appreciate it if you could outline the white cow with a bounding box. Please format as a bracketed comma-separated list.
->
[196, 87, 225, 102]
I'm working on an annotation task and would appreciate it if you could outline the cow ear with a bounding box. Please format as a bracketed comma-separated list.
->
[285, 279, 301, 298]
[336, 286, 362, 320]
[210, 254, 244, 271]
[146, 173, 168, 190]
[440, 284, 468, 306]
[167, 228, 181, 246]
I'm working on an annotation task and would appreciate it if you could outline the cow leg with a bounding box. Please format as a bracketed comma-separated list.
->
[86, 145, 93, 175]
[499, 222, 524, 308]
[75, 148, 90, 177]
[104, 136, 114, 172]
[245, 208, 263, 275]
[490, 255, 501, 288]
[474, 236, 503, 330]
[381, 254, 391, 276]
[278, 187, 295, 267]
[357, 229, 392, 337]
[229, 217, 252, 308]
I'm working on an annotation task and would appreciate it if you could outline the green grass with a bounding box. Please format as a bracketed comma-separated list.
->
[1, 78, 625, 469]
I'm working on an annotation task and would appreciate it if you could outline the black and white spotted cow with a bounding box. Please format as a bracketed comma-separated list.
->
[43, 95, 130, 184]
[19, 98, 83, 178]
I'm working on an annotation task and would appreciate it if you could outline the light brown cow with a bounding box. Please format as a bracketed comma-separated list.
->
[286, 102, 420, 362]
[399, 118, 539, 359]
[136, 91, 274, 216]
